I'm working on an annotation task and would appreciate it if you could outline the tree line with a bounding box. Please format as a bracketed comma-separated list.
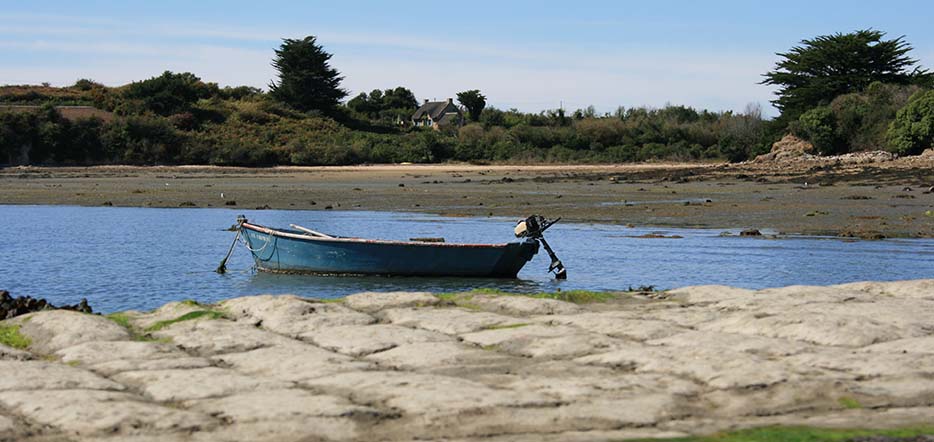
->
[1, 30, 932, 167]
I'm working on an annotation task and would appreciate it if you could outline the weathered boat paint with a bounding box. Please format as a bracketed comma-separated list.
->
[240, 222, 539, 277]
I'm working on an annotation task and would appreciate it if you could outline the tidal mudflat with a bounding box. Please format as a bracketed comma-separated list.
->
[2, 160, 933, 238]
[1, 280, 933, 441]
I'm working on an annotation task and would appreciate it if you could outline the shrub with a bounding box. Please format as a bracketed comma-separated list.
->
[887, 89, 934, 155]
[101, 116, 184, 164]
[796, 106, 841, 155]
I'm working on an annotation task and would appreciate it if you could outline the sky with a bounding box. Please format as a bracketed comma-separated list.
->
[2, 1, 932, 117]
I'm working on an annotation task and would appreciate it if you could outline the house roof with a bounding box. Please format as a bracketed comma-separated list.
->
[412, 100, 460, 121]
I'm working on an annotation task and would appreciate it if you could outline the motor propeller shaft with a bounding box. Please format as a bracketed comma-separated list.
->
[515, 215, 567, 279]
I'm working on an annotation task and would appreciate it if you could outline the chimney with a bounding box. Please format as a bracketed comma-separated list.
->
[423, 99, 429, 105]
[446, 98, 453, 104]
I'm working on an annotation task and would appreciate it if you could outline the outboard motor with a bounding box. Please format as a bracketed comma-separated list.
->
[515, 215, 567, 279]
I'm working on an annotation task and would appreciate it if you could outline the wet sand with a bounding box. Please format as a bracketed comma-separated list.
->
[1, 160, 932, 237]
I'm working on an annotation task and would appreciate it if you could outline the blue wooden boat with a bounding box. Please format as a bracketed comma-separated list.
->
[230, 217, 548, 278]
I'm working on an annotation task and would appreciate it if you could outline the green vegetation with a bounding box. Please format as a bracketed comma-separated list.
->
[630, 425, 934, 442]
[0, 324, 31, 349]
[482, 323, 531, 330]
[104, 312, 164, 342]
[763, 29, 931, 123]
[789, 83, 922, 155]
[269, 36, 347, 114]
[838, 396, 863, 409]
[457, 90, 487, 122]
[105, 312, 132, 329]
[144, 310, 225, 332]
[766, 30, 933, 156]
[887, 89, 934, 155]
[2, 30, 932, 167]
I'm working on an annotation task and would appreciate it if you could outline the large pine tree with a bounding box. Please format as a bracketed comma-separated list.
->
[762, 30, 930, 122]
[269, 36, 347, 113]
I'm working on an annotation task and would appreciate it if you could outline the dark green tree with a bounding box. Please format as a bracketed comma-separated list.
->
[346, 87, 417, 122]
[381, 87, 417, 110]
[346, 92, 374, 115]
[762, 30, 930, 122]
[457, 89, 487, 122]
[123, 71, 217, 116]
[269, 36, 347, 113]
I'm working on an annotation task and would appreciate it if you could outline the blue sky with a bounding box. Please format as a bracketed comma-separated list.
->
[2, 1, 932, 116]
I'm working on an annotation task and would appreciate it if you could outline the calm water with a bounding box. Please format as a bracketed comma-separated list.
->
[1, 205, 932, 312]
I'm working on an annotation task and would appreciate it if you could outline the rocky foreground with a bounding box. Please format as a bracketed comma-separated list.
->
[1, 281, 934, 441]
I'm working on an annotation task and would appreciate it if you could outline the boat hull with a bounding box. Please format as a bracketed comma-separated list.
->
[240, 223, 539, 278]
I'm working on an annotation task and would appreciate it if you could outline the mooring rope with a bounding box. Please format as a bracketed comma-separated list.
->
[215, 228, 241, 274]
[238, 233, 271, 254]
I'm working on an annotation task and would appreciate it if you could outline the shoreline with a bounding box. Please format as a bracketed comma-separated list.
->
[1, 280, 933, 440]
[2, 161, 933, 238]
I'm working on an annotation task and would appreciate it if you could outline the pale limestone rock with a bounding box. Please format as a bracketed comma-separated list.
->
[467, 294, 583, 316]
[213, 342, 371, 384]
[151, 319, 294, 356]
[301, 323, 452, 356]
[849, 375, 934, 407]
[343, 291, 439, 313]
[11, 310, 130, 354]
[834, 279, 934, 300]
[861, 335, 934, 353]
[503, 371, 701, 400]
[716, 407, 934, 432]
[787, 349, 934, 379]
[129, 301, 204, 330]
[380, 307, 526, 334]
[0, 389, 215, 436]
[647, 330, 815, 357]
[666, 285, 756, 305]
[90, 357, 214, 377]
[783, 298, 934, 335]
[698, 311, 905, 347]
[189, 419, 360, 442]
[702, 379, 849, 417]
[81, 435, 193, 442]
[444, 429, 690, 442]
[220, 294, 374, 337]
[112, 367, 292, 402]
[576, 345, 801, 389]
[0, 415, 17, 439]
[0, 345, 33, 361]
[186, 389, 379, 423]
[461, 324, 622, 358]
[302, 371, 553, 416]
[460, 324, 578, 346]
[366, 341, 519, 374]
[0, 360, 124, 391]
[55, 340, 182, 365]
[637, 306, 721, 328]
[539, 312, 685, 341]
[386, 394, 683, 439]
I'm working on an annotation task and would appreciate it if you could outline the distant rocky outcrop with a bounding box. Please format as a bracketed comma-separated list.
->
[753, 134, 816, 163]
[753, 134, 897, 165]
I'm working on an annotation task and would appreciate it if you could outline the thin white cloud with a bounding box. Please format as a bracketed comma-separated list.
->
[0, 13, 778, 115]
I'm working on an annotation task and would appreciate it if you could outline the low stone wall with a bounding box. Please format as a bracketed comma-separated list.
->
[1, 280, 933, 441]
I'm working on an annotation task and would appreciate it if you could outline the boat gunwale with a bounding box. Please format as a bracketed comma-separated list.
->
[240, 222, 527, 249]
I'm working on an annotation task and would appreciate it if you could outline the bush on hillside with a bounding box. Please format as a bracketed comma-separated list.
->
[887, 89, 934, 155]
